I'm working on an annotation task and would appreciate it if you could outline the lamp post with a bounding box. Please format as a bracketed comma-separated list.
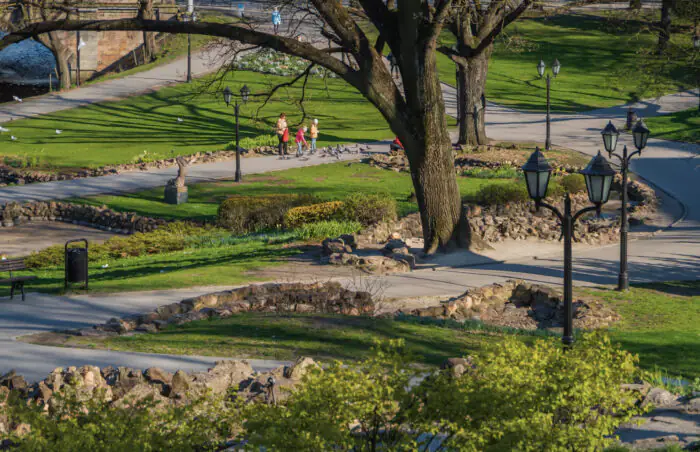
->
[522, 148, 615, 345]
[223, 85, 250, 182]
[184, 1, 196, 83]
[537, 59, 561, 150]
[601, 120, 649, 291]
[694, 35, 699, 111]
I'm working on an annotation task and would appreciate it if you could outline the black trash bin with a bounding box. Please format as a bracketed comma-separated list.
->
[65, 239, 89, 290]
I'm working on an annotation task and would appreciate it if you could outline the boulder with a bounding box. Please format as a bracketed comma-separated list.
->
[322, 238, 352, 255]
[283, 357, 320, 380]
[643, 388, 678, 408]
[169, 370, 191, 399]
[144, 368, 173, 386]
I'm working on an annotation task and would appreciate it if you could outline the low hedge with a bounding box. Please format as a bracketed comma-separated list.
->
[217, 194, 318, 234]
[560, 173, 587, 194]
[470, 183, 530, 205]
[339, 193, 397, 226]
[25, 222, 212, 269]
[284, 201, 344, 228]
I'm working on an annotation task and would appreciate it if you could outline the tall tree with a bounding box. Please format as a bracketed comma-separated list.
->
[0, 0, 477, 253]
[658, 0, 672, 54]
[138, 0, 157, 62]
[440, 0, 532, 145]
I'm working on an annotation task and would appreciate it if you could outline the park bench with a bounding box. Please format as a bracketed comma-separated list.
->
[0, 258, 36, 301]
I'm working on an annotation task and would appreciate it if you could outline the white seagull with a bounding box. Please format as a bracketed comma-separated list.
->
[55, 129, 63, 134]
[177, 117, 184, 123]
[0, 126, 9, 133]
[12, 96, 22, 103]
[10, 136, 17, 141]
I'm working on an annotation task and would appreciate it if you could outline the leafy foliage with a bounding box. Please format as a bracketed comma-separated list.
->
[338, 193, 397, 226]
[24, 222, 212, 269]
[461, 166, 520, 179]
[470, 182, 530, 205]
[559, 173, 587, 194]
[2, 387, 240, 451]
[294, 220, 362, 241]
[284, 201, 344, 228]
[216, 194, 317, 234]
[227, 134, 279, 151]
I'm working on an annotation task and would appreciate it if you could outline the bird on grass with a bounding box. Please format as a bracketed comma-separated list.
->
[10, 136, 17, 141]
[177, 117, 184, 123]
[0, 126, 9, 133]
[55, 129, 62, 135]
[12, 96, 22, 103]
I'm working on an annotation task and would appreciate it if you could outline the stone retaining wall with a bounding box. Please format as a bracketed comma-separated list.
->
[405, 280, 619, 330]
[68, 282, 374, 337]
[0, 201, 169, 233]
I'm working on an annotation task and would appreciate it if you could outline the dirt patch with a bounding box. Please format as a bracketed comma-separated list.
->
[465, 141, 591, 168]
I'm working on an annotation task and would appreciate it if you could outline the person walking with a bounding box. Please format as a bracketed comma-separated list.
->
[271, 7, 281, 35]
[309, 118, 319, 154]
[276, 113, 288, 158]
[390, 136, 404, 152]
[295, 126, 308, 158]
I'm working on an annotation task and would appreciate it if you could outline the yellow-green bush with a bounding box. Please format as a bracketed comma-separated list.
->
[216, 194, 317, 234]
[338, 193, 397, 226]
[24, 222, 211, 269]
[284, 201, 344, 228]
[560, 173, 587, 194]
[470, 183, 530, 205]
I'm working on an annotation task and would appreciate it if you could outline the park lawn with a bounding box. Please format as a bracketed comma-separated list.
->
[587, 280, 700, 380]
[72, 162, 514, 221]
[0, 71, 392, 171]
[436, 15, 693, 112]
[62, 313, 511, 366]
[641, 108, 700, 144]
[17, 237, 298, 295]
[48, 281, 700, 377]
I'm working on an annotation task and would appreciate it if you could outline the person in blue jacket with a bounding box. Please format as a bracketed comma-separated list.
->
[272, 7, 282, 34]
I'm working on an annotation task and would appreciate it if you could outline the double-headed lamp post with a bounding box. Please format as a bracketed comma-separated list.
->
[223, 85, 251, 182]
[601, 119, 650, 291]
[694, 35, 699, 111]
[537, 58, 561, 150]
[522, 148, 615, 346]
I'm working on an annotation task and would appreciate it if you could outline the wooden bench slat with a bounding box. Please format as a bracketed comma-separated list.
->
[0, 276, 37, 284]
[0, 259, 28, 271]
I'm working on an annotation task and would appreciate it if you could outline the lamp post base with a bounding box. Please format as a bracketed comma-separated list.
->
[617, 274, 629, 291]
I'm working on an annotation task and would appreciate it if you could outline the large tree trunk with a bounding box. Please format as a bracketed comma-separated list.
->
[457, 46, 492, 145]
[658, 0, 672, 54]
[400, 37, 465, 252]
[37, 32, 71, 89]
[139, 0, 157, 62]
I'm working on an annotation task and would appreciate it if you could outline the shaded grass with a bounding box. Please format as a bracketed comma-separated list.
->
[68, 313, 506, 365]
[10, 238, 298, 295]
[72, 162, 514, 221]
[585, 280, 700, 380]
[642, 108, 700, 144]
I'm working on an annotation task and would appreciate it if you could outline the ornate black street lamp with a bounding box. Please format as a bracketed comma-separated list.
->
[537, 58, 561, 150]
[183, 9, 198, 83]
[522, 148, 615, 345]
[602, 119, 648, 291]
[693, 35, 699, 111]
[223, 85, 250, 182]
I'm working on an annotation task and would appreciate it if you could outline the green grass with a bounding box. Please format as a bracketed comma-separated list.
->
[436, 15, 694, 112]
[641, 108, 700, 144]
[67, 313, 504, 365]
[587, 280, 700, 380]
[54, 280, 700, 379]
[72, 162, 513, 221]
[0, 71, 392, 171]
[19, 236, 298, 294]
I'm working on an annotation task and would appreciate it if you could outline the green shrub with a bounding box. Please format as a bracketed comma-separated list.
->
[284, 201, 344, 228]
[2, 386, 240, 451]
[560, 173, 587, 194]
[295, 220, 362, 241]
[25, 222, 212, 269]
[470, 182, 529, 205]
[244, 333, 644, 451]
[216, 194, 317, 234]
[229, 134, 279, 150]
[462, 166, 520, 179]
[338, 193, 397, 226]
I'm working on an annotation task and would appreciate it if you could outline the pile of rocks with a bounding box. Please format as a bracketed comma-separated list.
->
[405, 280, 620, 330]
[0, 148, 277, 187]
[0, 356, 321, 435]
[320, 235, 416, 273]
[0, 201, 169, 233]
[67, 282, 374, 337]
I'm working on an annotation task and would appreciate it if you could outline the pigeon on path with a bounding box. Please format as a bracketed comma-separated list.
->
[12, 96, 22, 103]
